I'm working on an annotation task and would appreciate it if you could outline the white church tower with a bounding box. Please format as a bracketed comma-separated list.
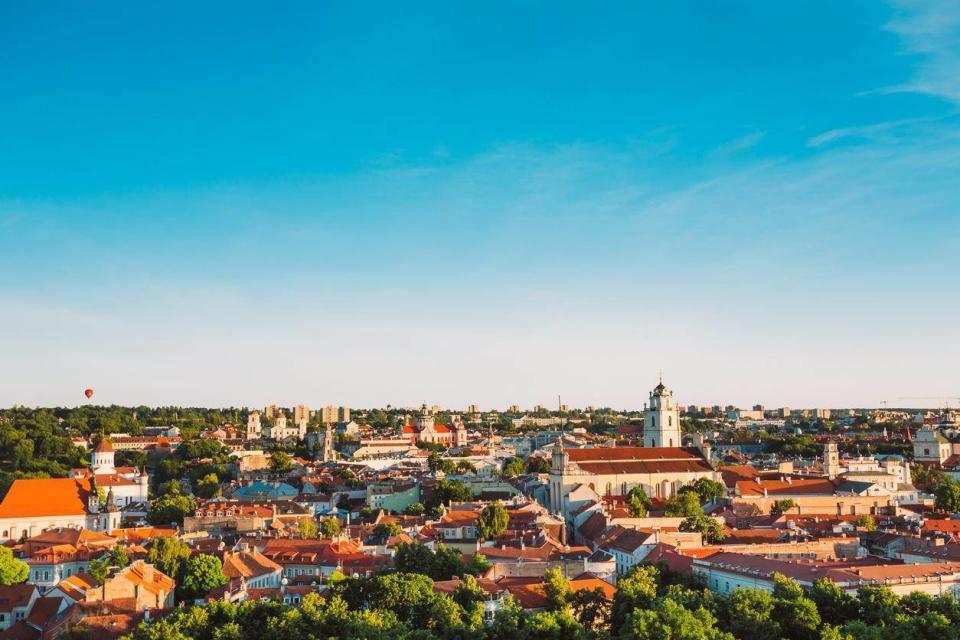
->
[91, 437, 116, 474]
[645, 378, 681, 448]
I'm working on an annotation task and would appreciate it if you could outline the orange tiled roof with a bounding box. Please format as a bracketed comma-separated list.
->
[56, 573, 98, 601]
[0, 478, 92, 519]
[566, 447, 702, 462]
[736, 478, 837, 497]
[121, 561, 175, 595]
[222, 550, 282, 579]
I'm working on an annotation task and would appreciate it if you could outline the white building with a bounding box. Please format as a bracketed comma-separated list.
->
[69, 438, 149, 508]
[549, 380, 717, 516]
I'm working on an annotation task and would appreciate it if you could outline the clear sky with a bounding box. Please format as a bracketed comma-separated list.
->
[1, 1, 958, 410]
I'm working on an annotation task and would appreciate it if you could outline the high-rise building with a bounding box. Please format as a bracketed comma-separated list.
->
[320, 406, 350, 424]
[752, 404, 765, 412]
[812, 408, 831, 420]
[779, 407, 791, 418]
[294, 404, 311, 424]
[559, 404, 569, 413]
[264, 404, 278, 420]
[467, 404, 480, 414]
[509, 405, 520, 414]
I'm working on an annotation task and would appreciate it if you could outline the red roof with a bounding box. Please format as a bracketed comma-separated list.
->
[566, 447, 703, 462]
[736, 478, 837, 497]
[94, 438, 114, 453]
[0, 478, 92, 518]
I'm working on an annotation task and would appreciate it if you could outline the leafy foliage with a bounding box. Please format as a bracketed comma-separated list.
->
[476, 501, 509, 539]
[180, 554, 228, 600]
[0, 546, 28, 585]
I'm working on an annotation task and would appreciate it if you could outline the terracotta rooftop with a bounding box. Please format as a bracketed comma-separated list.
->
[0, 478, 92, 519]
[566, 447, 703, 462]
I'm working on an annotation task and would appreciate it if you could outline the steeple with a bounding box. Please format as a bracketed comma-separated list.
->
[645, 378, 681, 448]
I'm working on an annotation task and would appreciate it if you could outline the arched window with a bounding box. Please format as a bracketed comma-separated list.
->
[668, 416, 672, 426]
[651, 416, 657, 428]
[605, 483, 612, 496]
[669, 438, 673, 447]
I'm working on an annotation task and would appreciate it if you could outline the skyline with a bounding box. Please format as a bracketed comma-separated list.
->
[2, 1, 959, 409]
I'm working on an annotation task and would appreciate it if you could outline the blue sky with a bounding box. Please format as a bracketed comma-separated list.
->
[1, 1, 958, 410]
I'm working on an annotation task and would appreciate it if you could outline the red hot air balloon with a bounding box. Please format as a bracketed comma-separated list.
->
[84, 388, 94, 399]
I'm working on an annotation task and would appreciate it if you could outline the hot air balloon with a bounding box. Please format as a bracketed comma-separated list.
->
[84, 388, 94, 399]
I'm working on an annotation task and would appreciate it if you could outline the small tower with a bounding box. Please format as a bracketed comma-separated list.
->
[87, 478, 100, 514]
[91, 436, 116, 475]
[247, 411, 262, 439]
[549, 438, 570, 514]
[416, 404, 435, 433]
[644, 378, 681, 448]
[322, 423, 336, 462]
[824, 441, 840, 479]
[454, 419, 467, 448]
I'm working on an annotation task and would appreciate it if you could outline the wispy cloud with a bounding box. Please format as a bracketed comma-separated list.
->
[884, 0, 960, 103]
[806, 118, 921, 147]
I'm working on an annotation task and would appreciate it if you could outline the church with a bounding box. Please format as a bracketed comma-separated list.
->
[402, 404, 468, 447]
[69, 437, 150, 507]
[549, 380, 718, 515]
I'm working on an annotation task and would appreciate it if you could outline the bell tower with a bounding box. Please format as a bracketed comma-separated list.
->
[645, 378, 681, 448]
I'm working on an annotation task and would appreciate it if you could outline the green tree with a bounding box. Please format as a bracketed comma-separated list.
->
[544, 567, 572, 611]
[854, 514, 876, 531]
[527, 457, 552, 474]
[935, 478, 960, 512]
[298, 517, 318, 539]
[106, 545, 130, 568]
[87, 557, 110, 584]
[0, 546, 28, 585]
[724, 588, 779, 640]
[428, 479, 473, 509]
[373, 522, 403, 538]
[682, 478, 726, 504]
[612, 564, 659, 632]
[194, 473, 222, 499]
[679, 514, 725, 543]
[502, 457, 526, 477]
[146, 536, 192, 581]
[148, 483, 196, 526]
[665, 491, 703, 517]
[366, 572, 434, 621]
[403, 502, 425, 516]
[809, 578, 859, 626]
[269, 451, 293, 474]
[772, 574, 821, 640]
[857, 585, 901, 627]
[627, 486, 653, 518]
[476, 500, 509, 539]
[319, 517, 343, 538]
[771, 498, 797, 516]
[180, 554, 228, 600]
[572, 586, 613, 630]
[621, 597, 734, 640]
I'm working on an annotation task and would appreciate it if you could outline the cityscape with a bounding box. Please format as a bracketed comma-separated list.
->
[2, 2, 960, 640]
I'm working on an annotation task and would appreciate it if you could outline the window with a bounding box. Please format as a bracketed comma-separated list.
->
[651, 416, 656, 428]
[668, 416, 672, 426]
